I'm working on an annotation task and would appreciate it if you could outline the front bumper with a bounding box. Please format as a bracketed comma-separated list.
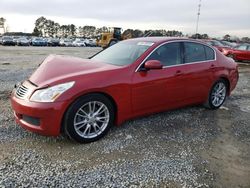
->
[10, 94, 69, 136]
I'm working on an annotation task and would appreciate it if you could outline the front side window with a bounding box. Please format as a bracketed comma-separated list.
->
[184, 42, 207, 63]
[147, 42, 182, 66]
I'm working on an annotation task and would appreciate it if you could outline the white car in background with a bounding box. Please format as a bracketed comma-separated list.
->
[59, 38, 74, 47]
[17, 37, 30, 46]
[84, 38, 97, 47]
[73, 39, 86, 47]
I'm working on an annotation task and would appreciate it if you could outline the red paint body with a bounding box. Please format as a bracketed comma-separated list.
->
[10, 38, 239, 136]
[222, 45, 250, 61]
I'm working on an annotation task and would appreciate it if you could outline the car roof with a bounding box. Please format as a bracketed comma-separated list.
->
[126, 37, 200, 44]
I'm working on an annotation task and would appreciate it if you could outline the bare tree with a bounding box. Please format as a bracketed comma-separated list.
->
[0, 17, 6, 33]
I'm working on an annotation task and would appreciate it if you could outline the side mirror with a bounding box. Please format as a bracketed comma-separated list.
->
[144, 60, 163, 70]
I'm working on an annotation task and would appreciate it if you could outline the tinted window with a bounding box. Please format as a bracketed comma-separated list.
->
[184, 42, 206, 63]
[204, 46, 215, 60]
[147, 42, 181, 66]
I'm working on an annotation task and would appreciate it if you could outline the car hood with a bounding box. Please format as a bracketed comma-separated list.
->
[29, 55, 119, 87]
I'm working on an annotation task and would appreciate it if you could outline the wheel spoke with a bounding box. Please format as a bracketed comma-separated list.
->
[76, 122, 87, 130]
[96, 116, 109, 123]
[88, 102, 92, 113]
[93, 123, 97, 132]
[212, 97, 217, 104]
[87, 125, 91, 135]
[94, 123, 101, 130]
[76, 112, 88, 118]
[79, 108, 89, 116]
[93, 102, 96, 113]
[75, 120, 87, 126]
[95, 104, 105, 115]
[96, 119, 108, 123]
[217, 98, 220, 105]
[218, 87, 225, 94]
[217, 83, 222, 91]
[83, 124, 90, 135]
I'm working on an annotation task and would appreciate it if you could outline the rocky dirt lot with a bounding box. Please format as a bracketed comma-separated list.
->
[0, 46, 250, 188]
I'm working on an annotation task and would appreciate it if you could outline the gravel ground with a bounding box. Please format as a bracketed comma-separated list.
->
[0, 46, 250, 188]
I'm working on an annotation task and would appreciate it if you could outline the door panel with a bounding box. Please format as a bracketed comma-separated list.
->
[131, 42, 186, 116]
[131, 66, 187, 116]
[183, 42, 215, 103]
[182, 62, 215, 102]
[130, 41, 216, 117]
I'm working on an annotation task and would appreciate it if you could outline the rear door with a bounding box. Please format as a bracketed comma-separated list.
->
[182, 42, 216, 103]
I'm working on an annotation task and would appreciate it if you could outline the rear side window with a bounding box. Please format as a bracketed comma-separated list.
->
[184, 42, 215, 63]
[147, 42, 182, 66]
[204, 46, 215, 60]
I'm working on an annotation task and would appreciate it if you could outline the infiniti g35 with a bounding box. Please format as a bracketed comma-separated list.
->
[10, 37, 239, 143]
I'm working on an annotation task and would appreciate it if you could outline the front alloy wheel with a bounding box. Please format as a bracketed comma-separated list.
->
[74, 101, 109, 139]
[64, 94, 115, 143]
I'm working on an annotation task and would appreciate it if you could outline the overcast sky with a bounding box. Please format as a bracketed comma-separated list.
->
[0, 0, 250, 37]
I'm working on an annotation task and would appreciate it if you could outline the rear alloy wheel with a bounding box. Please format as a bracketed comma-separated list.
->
[204, 79, 227, 109]
[64, 94, 115, 143]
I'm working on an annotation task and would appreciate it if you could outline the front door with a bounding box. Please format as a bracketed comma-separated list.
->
[131, 42, 187, 116]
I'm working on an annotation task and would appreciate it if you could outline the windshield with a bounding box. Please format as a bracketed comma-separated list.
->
[91, 41, 154, 66]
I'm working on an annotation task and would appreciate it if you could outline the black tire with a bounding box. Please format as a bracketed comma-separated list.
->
[63, 94, 115, 143]
[204, 79, 228, 109]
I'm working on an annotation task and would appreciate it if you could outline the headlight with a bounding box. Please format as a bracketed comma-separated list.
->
[30, 81, 75, 102]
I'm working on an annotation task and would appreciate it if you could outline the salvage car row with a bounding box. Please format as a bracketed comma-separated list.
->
[0, 36, 97, 47]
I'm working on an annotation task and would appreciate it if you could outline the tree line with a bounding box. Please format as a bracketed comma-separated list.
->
[1, 16, 250, 43]
[32, 17, 187, 38]
[31, 17, 250, 43]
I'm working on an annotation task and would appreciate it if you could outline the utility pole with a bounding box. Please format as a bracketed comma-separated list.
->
[195, 0, 202, 38]
[0, 17, 6, 34]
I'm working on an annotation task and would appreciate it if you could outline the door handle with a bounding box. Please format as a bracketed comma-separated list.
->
[175, 70, 182, 76]
[210, 64, 215, 69]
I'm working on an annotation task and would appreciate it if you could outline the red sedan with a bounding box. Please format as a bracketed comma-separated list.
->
[11, 37, 239, 143]
[222, 44, 250, 62]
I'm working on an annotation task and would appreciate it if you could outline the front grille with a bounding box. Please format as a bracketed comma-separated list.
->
[15, 84, 30, 99]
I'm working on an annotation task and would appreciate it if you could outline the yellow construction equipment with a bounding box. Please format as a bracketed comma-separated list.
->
[96, 27, 132, 48]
